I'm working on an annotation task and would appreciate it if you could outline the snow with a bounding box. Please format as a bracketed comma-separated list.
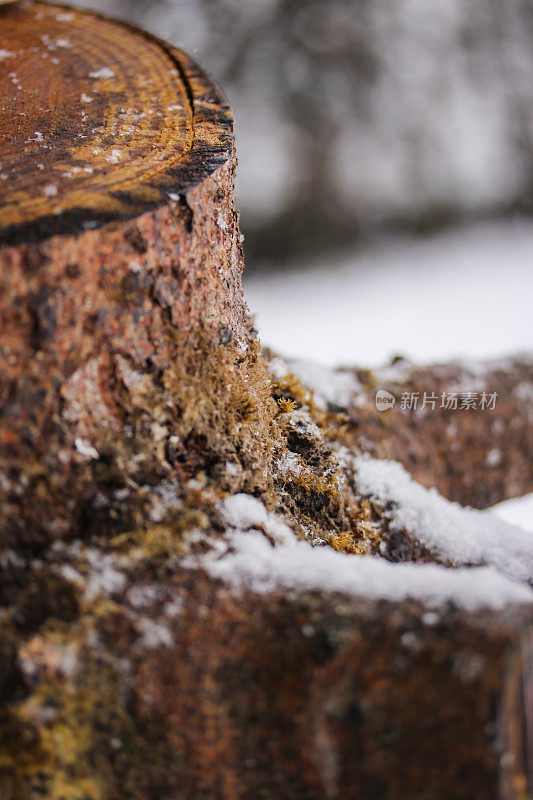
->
[127, 584, 161, 610]
[351, 454, 533, 582]
[43, 184, 58, 198]
[486, 448, 502, 467]
[19, 638, 80, 682]
[245, 219, 533, 367]
[197, 527, 532, 611]
[146, 480, 183, 524]
[221, 493, 294, 544]
[134, 617, 173, 650]
[164, 596, 184, 618]
[84, 549, 127, 601]
[216, 212, 228, 231]
[0, 550, 25, 569]
[179, 492, 533, 610]
[223, 493, 270, 530]
[283, 409, 322, 440]
[492, 493, 533, 533]
[74, 437, 98, 460]
[89, 67, 115, 79]
[277, 450, 303, 477]
[270, 355, 363, 409]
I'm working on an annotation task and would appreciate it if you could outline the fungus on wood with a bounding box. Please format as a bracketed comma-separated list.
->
[0, 3, 533, 799]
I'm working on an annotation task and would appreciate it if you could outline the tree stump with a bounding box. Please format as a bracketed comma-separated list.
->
[1, 4, 533, 799]
[0, 0, 261, 552]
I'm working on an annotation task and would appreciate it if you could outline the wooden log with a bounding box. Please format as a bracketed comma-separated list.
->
[133, 581, 532, 800]
[356, 358, 533, 508]
[0, 0, 232, 245]
[3, 558, 532, 800]
[0, 0, 268, 553]
[279, 354, 533, 508]
[1, 5, 533, 800]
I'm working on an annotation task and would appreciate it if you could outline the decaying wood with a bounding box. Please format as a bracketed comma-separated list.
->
[0, 3, 532, 799]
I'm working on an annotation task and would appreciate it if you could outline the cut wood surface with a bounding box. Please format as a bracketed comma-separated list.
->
[0, 3, 532, 800]
[0, 0, 232, 245]
[0, 1, 249, 552]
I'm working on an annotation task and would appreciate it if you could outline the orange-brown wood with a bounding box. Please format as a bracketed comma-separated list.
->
[0, 1, 232, 245]
[1, 6, 532, 800]
[0, 1, 246, 550]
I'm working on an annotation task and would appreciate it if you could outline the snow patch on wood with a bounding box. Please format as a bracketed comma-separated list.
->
[221, 493, 294, 544]
[89, 67, 115, 79]
[191, 493, 533, 610]
[196, 526, 532, 610]
[268, 355, 364, 409]
[351, 454, 533, 583]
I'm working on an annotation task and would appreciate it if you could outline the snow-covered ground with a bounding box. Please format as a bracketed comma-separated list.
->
[245, 219, 533, 367]
[493, 493, 533, 532]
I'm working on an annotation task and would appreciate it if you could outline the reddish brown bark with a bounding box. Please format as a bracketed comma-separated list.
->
[328, 358, 533, 508]
[0, 5, 532, 800]
[0, 1, 255, 552]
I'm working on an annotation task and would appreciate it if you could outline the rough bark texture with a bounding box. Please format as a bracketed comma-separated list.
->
[336, 358, 533, 508]
[0, 0, 261, 555]
[4, 567, 531, 800]
[131, 587, 531, 800]
[0, 4, 532, 800]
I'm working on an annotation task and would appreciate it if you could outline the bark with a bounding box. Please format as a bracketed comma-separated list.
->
[129, 580, 533, 800]
[299, 357, 533, 508]
[0, 4, 532, 800]
[0, 0, 258, 553]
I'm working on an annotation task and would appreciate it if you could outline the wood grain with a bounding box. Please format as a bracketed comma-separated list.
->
[0, 1, 245, 550]
[0, 1, 232, 245]
[1, 5, 532, 799]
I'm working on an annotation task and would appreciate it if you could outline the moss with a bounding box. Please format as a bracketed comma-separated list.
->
[276, 397, 298, 414]
[0, 316, 395, 797]
[263, 361, 385, 554]
[270, 371, 312, 413]
[0, 322, 284, 550]
[0, 613, 184, 800]
[110, 510, 209, 563]
[161, 336, 279, 486]
[330, 501, 380, 555]
[0, 623, 105, 799]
